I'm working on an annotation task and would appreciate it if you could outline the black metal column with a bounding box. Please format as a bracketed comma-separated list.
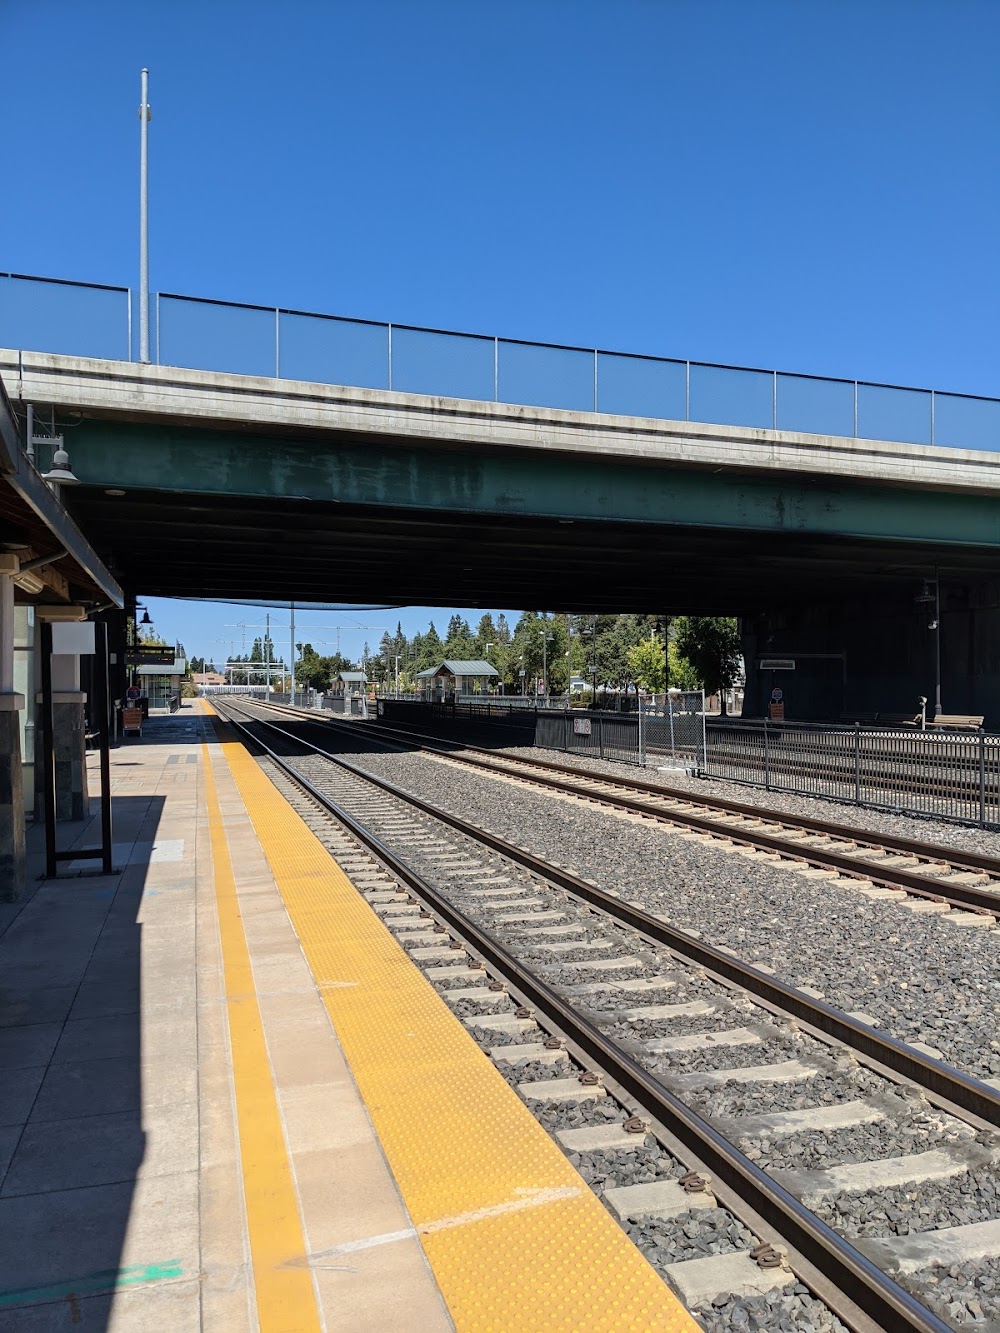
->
[40, 620, 57, 879]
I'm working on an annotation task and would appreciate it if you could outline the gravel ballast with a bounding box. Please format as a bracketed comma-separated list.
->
[246, 713, 1000, 1333]
[328, 741, 1000, 1082]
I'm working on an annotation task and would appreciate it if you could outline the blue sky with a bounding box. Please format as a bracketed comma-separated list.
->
[3, 1, 998, 661]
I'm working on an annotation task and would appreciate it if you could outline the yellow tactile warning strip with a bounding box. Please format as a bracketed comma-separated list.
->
[206, 705, 698, 1332]
[201, 738, 323, 1333]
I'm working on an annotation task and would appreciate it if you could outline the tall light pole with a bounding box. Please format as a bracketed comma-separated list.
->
[485, 642, 494, 694]
[394, 654, 400, 697]
[290, 601, 296, 704]
[915, 576, 943, 719]
[542, 631, 554, 701]
[138, 68, 151, 363]
[933, 572, 942, 719]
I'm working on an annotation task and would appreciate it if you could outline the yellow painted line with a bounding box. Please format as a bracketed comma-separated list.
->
[200, 730, 322, 1333]
[209, 711, 698, 1332]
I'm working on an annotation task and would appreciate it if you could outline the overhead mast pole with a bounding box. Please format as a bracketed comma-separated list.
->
[139, 68, 151, 363]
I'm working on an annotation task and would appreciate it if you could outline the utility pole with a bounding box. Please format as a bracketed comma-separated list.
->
[138, 68, 151, 363]
[265, 612, 271, 694]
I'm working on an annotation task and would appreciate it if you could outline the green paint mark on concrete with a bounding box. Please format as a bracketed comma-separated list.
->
[0, 1259, 183, 1307]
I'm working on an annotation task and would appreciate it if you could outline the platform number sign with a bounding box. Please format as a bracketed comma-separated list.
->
[127, 686, 141, 701]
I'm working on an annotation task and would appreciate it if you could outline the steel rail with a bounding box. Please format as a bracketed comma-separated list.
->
[226, 702, 1000, 1125]
[366, 714, 1000, 874]
[216, 700, 954, 1333]
[264, 704, 1000, 916]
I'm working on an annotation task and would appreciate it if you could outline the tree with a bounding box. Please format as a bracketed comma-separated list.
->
[674, 616, 743, 711]
[296, 642, 328, 690]
[668, 641, 701, 690]
[627, 638, 666, 692]
[415, 622, 443, 671]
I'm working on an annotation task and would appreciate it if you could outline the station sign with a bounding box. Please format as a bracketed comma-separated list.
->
[573, 718, 592, 735]
[125, 646, 175, 666]
[759, 658, 795, 670]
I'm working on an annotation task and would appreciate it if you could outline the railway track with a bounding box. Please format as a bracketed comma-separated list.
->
[259, 701, 1000, 920]
[216, 698, 1000, 1333]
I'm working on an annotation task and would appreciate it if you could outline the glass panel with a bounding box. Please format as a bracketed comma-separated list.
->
[0, 276, 129, 361]
[279, 312, 387, 389]
[776, 374, 855, 436]
[597, 353, 686, 419]
[857, 383, 931, 445]
[157, 296, 274, 376]
[391, 327, 494, 400]
[498, 341, 594, 411]
[932, 393, 1000, 453]
[689, 364, 773, 429]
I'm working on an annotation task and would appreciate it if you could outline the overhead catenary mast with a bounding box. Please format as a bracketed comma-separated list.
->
[138, 68, 152, 363]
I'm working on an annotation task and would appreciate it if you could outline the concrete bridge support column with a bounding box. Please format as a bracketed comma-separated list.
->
[0, 568, 25, 901]
[741, 578, 1000, 729]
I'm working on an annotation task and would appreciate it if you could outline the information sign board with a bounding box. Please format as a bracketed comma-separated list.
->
[573, 718, 592, 735]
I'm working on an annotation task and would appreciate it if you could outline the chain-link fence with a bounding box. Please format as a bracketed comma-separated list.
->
[4, 273, 1000, 452]
[703, 719, 1000, 827]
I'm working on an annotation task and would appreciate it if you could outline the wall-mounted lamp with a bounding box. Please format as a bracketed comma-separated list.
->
[42, 443, 80, 486]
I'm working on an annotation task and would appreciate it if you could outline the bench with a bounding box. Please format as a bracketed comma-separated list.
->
[839, 712, 879, 725]
[927, 714, 985, 731]
[874, 712, 923, 728]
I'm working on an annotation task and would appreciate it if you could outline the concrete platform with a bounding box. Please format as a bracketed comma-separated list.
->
[0, 704, 696, 1331]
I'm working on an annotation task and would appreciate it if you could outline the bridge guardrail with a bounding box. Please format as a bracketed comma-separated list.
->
[3, 272, 1000, 453]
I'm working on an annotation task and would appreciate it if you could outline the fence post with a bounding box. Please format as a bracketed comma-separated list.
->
[598, 715, 604, 760]
[638, 693, 645, 767]
[702, 692, 707, 770]
[980, 733, 987, 827]
[854, 722, 861, 805]
[763, 717, 771, 791]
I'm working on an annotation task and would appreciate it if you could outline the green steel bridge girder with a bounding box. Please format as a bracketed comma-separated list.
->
[71, 419, 1000, 549]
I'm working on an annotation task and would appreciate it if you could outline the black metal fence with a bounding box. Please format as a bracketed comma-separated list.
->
[704, 719, 999, 827]
[377, 697, 706, 769]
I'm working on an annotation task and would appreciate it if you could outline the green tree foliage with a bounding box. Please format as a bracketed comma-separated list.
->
[673, 616, 742, 710]
[627, 638, 666, 692]
[668, 641, 701, 690]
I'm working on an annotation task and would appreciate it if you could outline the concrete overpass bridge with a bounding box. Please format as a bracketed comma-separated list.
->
[2, 272, 1000, 731]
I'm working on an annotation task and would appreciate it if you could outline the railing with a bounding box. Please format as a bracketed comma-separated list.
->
[2, 273, 1000, 452]
[704, 719, 999, 827]
[378, 697, 707, 769]
[0, 273, 132, 363]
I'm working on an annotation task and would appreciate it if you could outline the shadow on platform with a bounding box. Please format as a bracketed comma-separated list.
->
[0, 787, 174, 1330]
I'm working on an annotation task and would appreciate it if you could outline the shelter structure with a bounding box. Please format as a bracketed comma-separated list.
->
[135, 656, 186, 711]
[414, 660, 499, 702]
[330, 670, 368, 698]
